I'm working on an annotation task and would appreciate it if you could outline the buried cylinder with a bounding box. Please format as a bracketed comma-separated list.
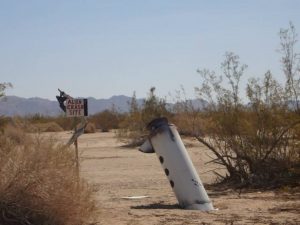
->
[139, 117, 214, 211]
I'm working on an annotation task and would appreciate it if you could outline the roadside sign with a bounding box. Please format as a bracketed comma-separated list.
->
[56, 89, 87, 182]
[66, 98, 88, 117]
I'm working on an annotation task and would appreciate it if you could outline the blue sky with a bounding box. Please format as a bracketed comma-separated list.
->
[1, 0, 300, 100]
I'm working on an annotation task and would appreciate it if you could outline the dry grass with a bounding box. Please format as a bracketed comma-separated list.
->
[34, 122, 64, 132]
[3, 125, 30, 145]
[0, 127, 96, 225]
[84, 122, 96, 134]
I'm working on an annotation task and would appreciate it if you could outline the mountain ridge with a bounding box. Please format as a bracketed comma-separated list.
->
[0, 95, 141, 116]
[0, 95, 206, 117]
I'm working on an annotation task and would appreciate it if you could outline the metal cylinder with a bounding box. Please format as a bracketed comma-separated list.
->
[140, 117, 214, 211]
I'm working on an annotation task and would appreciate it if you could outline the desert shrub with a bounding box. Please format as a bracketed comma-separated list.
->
[171, 88, 207, 135]
[26, 113, 52, 124]
[44, 122, 64, 132]
[172, 111, 206, 136]
[3, 124, 30, 145]
[35, 122, 64, 132]
[84, 122, 96, 133]
[26, 114, 73, 131]
[0, 127, 96, 225]
[7, 116, 36, 132]
[117, 88, 172, 146]
[53, 115, 74, 131]
[193, 33, 300, 188]
[116, 92, 144, 146]
[89, 108, 120, 132]
[141, 87, 172, 125]
[0, 116, 11, 132]
[0, 82, 12, 98]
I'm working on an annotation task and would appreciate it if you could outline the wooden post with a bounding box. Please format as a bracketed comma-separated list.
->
[73, 119, 80, 182]
[74, 137, 80, 181]
[56, 90, 88, 183]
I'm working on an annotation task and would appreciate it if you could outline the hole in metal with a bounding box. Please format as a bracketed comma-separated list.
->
[159, 156, 164, 164]
[164, 168, 169, 176]
[170, 180, 174, 188]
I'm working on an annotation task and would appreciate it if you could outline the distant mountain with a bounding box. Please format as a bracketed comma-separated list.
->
[87, 95, 140, 114]
[0, 95, 207, 117]
[0, 96, 60, 116]
[0, 95, 143, 116]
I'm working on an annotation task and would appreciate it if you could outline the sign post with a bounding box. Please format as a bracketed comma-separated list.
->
[56, 89, 88, 182]
[73, 121, 80, 181]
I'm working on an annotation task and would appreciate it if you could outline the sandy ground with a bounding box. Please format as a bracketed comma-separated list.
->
[54, 131, 299, 225]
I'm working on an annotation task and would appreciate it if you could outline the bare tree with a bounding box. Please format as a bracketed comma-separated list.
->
[193, 43, 300, 188]
[279, 22, 300, 112]
[117, 88, 171, 146]
[0, 82, 12, 98]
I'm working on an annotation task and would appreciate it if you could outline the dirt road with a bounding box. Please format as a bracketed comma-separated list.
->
[56, 131, 299, 225]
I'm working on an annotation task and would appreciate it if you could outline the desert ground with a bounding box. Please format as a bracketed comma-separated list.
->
[52, 131, 299, 225]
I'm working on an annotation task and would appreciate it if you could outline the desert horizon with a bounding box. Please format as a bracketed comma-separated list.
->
[1, 1, 300, 224]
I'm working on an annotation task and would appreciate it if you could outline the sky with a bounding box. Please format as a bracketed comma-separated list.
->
[1, 0, 300, 101]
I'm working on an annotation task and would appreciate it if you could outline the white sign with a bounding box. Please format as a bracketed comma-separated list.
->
[66, 98, 88, 117]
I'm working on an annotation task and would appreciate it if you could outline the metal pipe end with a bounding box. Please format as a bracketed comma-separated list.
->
[139, 139, 155, 153]
[146, 117, 169, 131]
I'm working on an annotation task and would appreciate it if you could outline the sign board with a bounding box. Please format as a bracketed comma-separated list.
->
[66, 98, 88, 117]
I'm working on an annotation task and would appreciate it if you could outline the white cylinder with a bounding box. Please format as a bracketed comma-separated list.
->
[141, 118, 214, 211]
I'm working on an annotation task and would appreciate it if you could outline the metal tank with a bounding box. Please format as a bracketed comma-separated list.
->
[139, 117, 214, 211]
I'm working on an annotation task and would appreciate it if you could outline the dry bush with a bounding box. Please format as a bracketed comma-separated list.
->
[26, 114, 52, 124]
[0, 116, 10, 132]
[26, 114, 74, 132]
[0, 127, 96, 225]
[172, 110, 206, 136]
[117, 88, 172, 146]
[2, 116, 38, 133]
[171, 87, 209, 136]
[193, 48, 300, 188]
[3, 124, 30, 145]
[34, 122, 64, 132]
[116, 126, 145, 147]
[84, 122, 96, 133]
[89, 109, 121, 132]
[53, 115, 74, 131]
[0, 82, 12, 98]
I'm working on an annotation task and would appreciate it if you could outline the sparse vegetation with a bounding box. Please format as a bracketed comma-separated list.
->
[117, 88, 172, 146]
[84, 122, 96, 133]
[35, 122, 64, 132]
[171, 87, 205, 136]
[190, 23, 300, 188]
[0, 22, 299, 225]
[114, 23, 300, 189]
[0, 82, 12, 98]
[26, 114, 74, 131]
[89, 108, 121, 132]
[0, 125, 96, 225]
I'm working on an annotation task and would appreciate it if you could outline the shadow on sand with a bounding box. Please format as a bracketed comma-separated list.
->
[131, 202, 181, 210]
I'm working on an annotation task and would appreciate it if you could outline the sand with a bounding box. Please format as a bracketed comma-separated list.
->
[54, 131, 299, 225]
